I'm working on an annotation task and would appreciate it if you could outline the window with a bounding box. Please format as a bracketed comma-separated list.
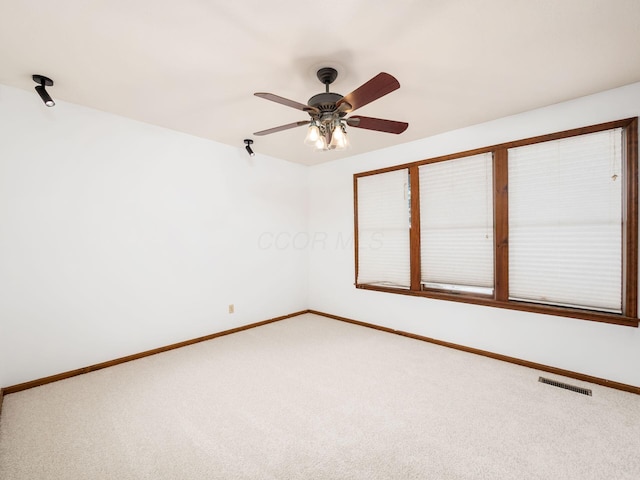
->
[354, 118, 638, 327]
[508, 129, 623, 312]
[356, 169, 410, 288]
[419, 153, 494, 295]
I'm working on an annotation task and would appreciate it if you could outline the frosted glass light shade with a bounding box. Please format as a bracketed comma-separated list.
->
[304, 124, 320, 145]
[329, 124, 348, 150]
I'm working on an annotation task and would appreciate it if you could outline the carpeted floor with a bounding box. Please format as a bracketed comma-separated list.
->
[1, 313, 639, 479]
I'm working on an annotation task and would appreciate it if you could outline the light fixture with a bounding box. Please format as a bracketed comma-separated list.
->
[329, 121, 348, 150]
[302, 68, 349, 152]
[315, 135, 327, 151]
[244, 139, 255, 157]
[32, 74, 55, 107]
[302, 115, 350, 151]
[304, 121, 321, 146]
[306, 118, 349, 152]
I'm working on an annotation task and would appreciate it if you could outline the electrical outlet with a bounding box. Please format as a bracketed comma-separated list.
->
[228, 304, 234, 314]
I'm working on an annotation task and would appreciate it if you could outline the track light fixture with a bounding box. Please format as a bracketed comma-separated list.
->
[32, 74, 55, 107]
[244, 139, 255, 157]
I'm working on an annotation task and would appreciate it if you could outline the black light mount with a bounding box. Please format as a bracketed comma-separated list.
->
[244, 139, 255, 157]
[32, 74, 55, 107]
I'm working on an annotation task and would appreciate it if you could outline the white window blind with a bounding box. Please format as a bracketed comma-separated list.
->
[508, 128, 623, 312]
[419, 153, 494, 293]
[357, 169, 410, 287]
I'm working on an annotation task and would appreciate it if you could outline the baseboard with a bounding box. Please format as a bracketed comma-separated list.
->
[2, 310, 309, 396]
[3, 308, 638, 399]
[309, 310, 640, 396]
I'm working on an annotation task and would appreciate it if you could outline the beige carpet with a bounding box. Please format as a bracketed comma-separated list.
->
[1, 313, 639, 479]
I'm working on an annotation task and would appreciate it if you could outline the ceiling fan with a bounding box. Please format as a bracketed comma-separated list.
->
[253, 67, 408, 151]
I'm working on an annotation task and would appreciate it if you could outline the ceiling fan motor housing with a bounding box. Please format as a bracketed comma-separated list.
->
[308, 92, 343, 113]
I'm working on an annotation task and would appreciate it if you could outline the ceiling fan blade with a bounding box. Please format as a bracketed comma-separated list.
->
[254, 92, 310, 111]
[254, 120, 309, 136]
[346, 116, 408, 134]
[336, 73, 400, 112]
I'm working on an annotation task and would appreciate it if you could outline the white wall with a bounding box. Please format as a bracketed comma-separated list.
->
[0, 84, 308, 387]
[3, 81, 640, 390]
[308, 82, 640, 388]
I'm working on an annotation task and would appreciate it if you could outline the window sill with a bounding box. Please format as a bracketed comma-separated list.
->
[355, 284, 639, 328]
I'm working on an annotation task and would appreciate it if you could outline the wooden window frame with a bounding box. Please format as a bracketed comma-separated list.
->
[354, 118, 639, 327]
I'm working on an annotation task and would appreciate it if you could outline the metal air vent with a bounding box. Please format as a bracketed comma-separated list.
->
[539, 376, 592, 396]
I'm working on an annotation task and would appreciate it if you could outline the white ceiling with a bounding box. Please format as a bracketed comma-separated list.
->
[1, 0, 640, 165]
